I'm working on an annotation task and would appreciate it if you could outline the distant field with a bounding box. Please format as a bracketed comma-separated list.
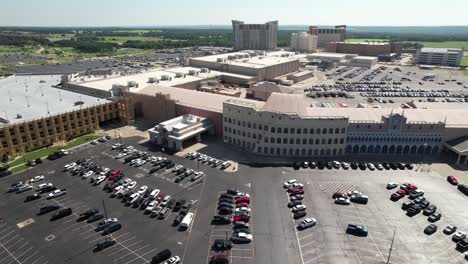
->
[346, 38, 468, 50]
[346, 38, 388, 43]
[461, 57, 468, 67]
[103, 36, 163, 43]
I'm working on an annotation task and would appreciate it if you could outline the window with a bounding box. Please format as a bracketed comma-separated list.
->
[247, 122, 251, 128]
[259, 124, 262, 130]
[296, 139, 300, 144]
[291, 128, 295, 134]
[329, 128, 333, 134]
[297, 129, 301, 134]
[322, 128, 327, 134]
[264, 125, 268, 131]
[310, 128, 315, 134]
[224, 117, 227, 122]
[264, 137, 268, 143]
[289, 138, 294, 144]
[309, 139, 313, 144]
[283, 138, 287, 144]
[335, 128, 339, 134]
[303, 128, 307, 134]
[302, 139, 307, 144]
[277, 128, 282, 133]
[253, 123, 257, 129]
[340, 138, 344, 144]
[247, 132, 251, 138]
[277, 138, 281, 144]
[321, 139, 326, 144]
[341, 128, 345, 133]
[242, 132, 246, 137]
[333, 138, 338, 144]
[258, 134, 262, 140]
[316, 128, 321, 134]
[284, 128, 289, 134]
[327, 139, 332, 144]
[271, 138, 275, 143]
[315, 139, 319, 144]
[242, 121, 246, 127]
[271, 127, 276, 133]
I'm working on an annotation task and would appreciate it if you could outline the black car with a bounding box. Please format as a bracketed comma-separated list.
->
[288, 200, 302, 208]
[424, 224, 437, 235]
[317, 161, 325, 170]
[87, 212, 104, 223]
[428, 212, 442, 222]
[358, 162, 367, 170]
[37, 205, 60, 215]
[293, 210, 307, 219]
[350, 162, 358, 170]
[173, 199, 185, 212]
[212, 215, 231, 225]
[458, 184, 468, 196]
[405, 163, 414, 170]
[95, 237, 116, 251]
[423, 205, 437, 216]
[309, 162, 317, 169]
[389, 163, 398, 170]
[293, 161, 301, 170]
[78, 209, 99, 221]
[151, 249, 171, 264]
[226, 189, 240, 195]
[0, 164, 10, 172]
[165, 162, 175, 169]
[419, 200, 430, 209]
[325, 162, 333, 169]
[401, 201, 414, 211]
[24, 193, 41, 202]
[407, 204, 422, 216]
[397, 163, 405, 170]
[0, 170, 12, 177]
[101, 222, 122, 235]
[174, 175, 186, 183]
[217, 203, 235, 210]
[219, 193, 234, 200]
[149, 167, 160, 174]
[50, 208, 72, 221]
[443, 225, 457, 235]
[382, 163, 391, 170]
[212, 239, 232, 251]
[172, 214, 184, 226]
[218, 208, 232, 215]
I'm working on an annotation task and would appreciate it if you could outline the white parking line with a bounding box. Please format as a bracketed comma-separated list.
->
[302, 248, 320, 256]
[29, 256, 44, 264]
[123, 248, 157, 264]
[0, 230, 16, 240]
[113, 244, 149, 262]
[13, 246, 33, 260]
[299, 240, 316, 248]
[82, 232, 101, 240]
[298, 233, 314, 241]
[10, 243, 29, 254]
[5, 238, 24, 249]
[18, 250, 38, 263]
[1, 235, 19, 246]
[303, 254, 323, 264]
[0, 227, 13, 236]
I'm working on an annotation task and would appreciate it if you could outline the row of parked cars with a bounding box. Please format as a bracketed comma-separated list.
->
[7, 175, 67, 202]
[185, 152, 232, 170]
[332, 190, 369, 205]
[112, 144, 206, 184]
[387, 182, 468, 257]
[209, 189, 253, 264]
[283, 179, 318, 231]
[294, 161, 413, 171]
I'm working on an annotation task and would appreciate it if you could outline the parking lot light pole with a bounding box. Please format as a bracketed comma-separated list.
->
[162, 147, 165, 159]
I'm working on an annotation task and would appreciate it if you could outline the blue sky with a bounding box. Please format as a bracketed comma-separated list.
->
[1, 0, 467, 27]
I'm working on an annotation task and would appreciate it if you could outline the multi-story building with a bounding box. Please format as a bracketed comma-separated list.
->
[0, 98, 133, 157]
[308, 25, 346, 48]
[232, 20, 278, 51]
[326, 42, 402, 57]
[416, 48, 463, 66]
[290, 32, 317, 52]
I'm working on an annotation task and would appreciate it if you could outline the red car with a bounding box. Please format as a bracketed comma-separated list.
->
[235, 202, 249, 208]
[235, 196, 250, 204]
[234, 215, 250, 223]
[156, 193, 165, 202]
[290, 188, 304, 195]
[332, 192, 347, 199]
[396, 189, 407, 195]
[447, 176, 458, 185]
[400, 183, 417, 192]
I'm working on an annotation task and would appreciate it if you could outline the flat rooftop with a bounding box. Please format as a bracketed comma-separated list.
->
[75, 67, 254, 93]
[0, 75, 110, 126]
[190, 50, 305, 69]
[420, 48, 463, 53]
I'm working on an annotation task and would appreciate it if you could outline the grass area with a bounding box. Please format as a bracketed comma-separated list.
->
[460, 57, 468, 67]
[4, 133, 101, 170]
[103, 36, 163, 43]
[412, 41, 468, 50]
[10, 164, 27, 174]
[345, 38, 389, 42]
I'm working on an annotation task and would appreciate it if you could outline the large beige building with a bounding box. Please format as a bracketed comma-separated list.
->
[232, 20, 278, 51]
[309, 25, 346, 48]
[290, 32, 317, 52]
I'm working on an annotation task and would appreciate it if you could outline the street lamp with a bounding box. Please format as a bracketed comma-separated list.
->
[162, 147, 165, 159]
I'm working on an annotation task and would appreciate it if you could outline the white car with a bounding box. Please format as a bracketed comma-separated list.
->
[297, 217, 317, 230]
[145, 201, 159, 212]
[130, 159, 141, 166]
[347, 190, 362, 197]
[37, 183, 53, 190]
[29, 175, 45, 183]
[291, 183, 304, 189]
[63, 163, 76, 171]
[284, 179, 297, 188]
[82, 171, 94, 179]
[60, 149, 70, 155]
[100, 168, 110, 175]
[235, 207, 251, 213]
[185, 152, 194, 158]
[115, 153, 127, 159]
[94, 176, 106, 185]
[127, 181, 137, 189]
[137, 185, 148, 195]
[115, 187, 126, 196]
[150, 189, 160, 198]
[172, 165, 183, 172]
[386, 182, 399, 189]
[129, 193, 140, 204]
[221, 161, 231, 169]
[114, 185, 124, 192]
[341, 162, 350, 169]
[231, 232, 252, 243]
[335, 197, 350, 205]
[236, 192, 250, 198]
[135, 160, 146, 167]
[112, 143, 123, 150]
[376, 163, 384, 170]
[367, 163, 376, 170]
[163, 256, 180, 264]
[160, 195, 171, 207]
[122, 178, 132, 187]
[292, 204, 307, 212]
[48, 189, 67, 199]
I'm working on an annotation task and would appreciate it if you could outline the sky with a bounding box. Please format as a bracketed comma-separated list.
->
[1, 0, 467, 27]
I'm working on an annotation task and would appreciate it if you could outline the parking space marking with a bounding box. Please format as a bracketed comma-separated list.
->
[112, 244, 149, 262]
[18, 250, 38, 263]
[0, 231, 15, 240]
[0, 227, 13, 236]
[12, 246, 33, 260]
[2, 235, 19, 246]
[5, 238, 24, 249]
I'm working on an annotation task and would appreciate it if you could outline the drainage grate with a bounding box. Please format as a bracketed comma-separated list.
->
[45, 235, 55, 242]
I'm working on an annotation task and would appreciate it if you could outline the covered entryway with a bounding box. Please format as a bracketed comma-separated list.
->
[444, 136, 468, 165]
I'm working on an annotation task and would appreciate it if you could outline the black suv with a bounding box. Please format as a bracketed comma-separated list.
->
[38, 205, 60, 215]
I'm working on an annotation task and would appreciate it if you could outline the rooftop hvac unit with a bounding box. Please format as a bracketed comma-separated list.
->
[217, 58, 224, 62]
[161, 75, 171, 81]
[188, 70, 199, 75]
[175, 72, 184, 78]
[200, 68, 209, 73]
[148, 77, 159, 83]
[127, 80, 137, 87]
[227, 55, 235, 60]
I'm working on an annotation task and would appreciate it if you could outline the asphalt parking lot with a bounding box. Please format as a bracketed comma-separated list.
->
[1, 138, 468, 264]
[279, 166, 468, 264]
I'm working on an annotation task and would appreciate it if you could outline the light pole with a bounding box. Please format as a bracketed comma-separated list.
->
[162, 147, 165, 159]
[386, 227, 396, 264]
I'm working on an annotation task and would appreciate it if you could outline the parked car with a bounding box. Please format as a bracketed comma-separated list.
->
[151, 249, 172, 264]
[346, 224, 368, 237]
[428, 212, 442, 222]
[423, 205, 437, 216]
[447, 176, 459, 185]
[408, 190, 424, 199]
[95, 237, 116, 251]
[78, 208, 99, 221]
[212, 239, 233, 251]
[386, 182, 398, 190]
[231, 232, 252, 243]
[424, 224, 437, 235]
[24, 193, 41, 202]
[101, 222, 122, 235]
[38, 205, 60, 215]
[297, 217, 317, 230]
[50, 208, 72, 221]
[443, 225, 457, 235]
[335, 197, 350, 205]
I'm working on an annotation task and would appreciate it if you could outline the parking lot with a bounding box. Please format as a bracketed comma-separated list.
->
[1, 137, 468, 264]
[279, 166, 468, 264]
